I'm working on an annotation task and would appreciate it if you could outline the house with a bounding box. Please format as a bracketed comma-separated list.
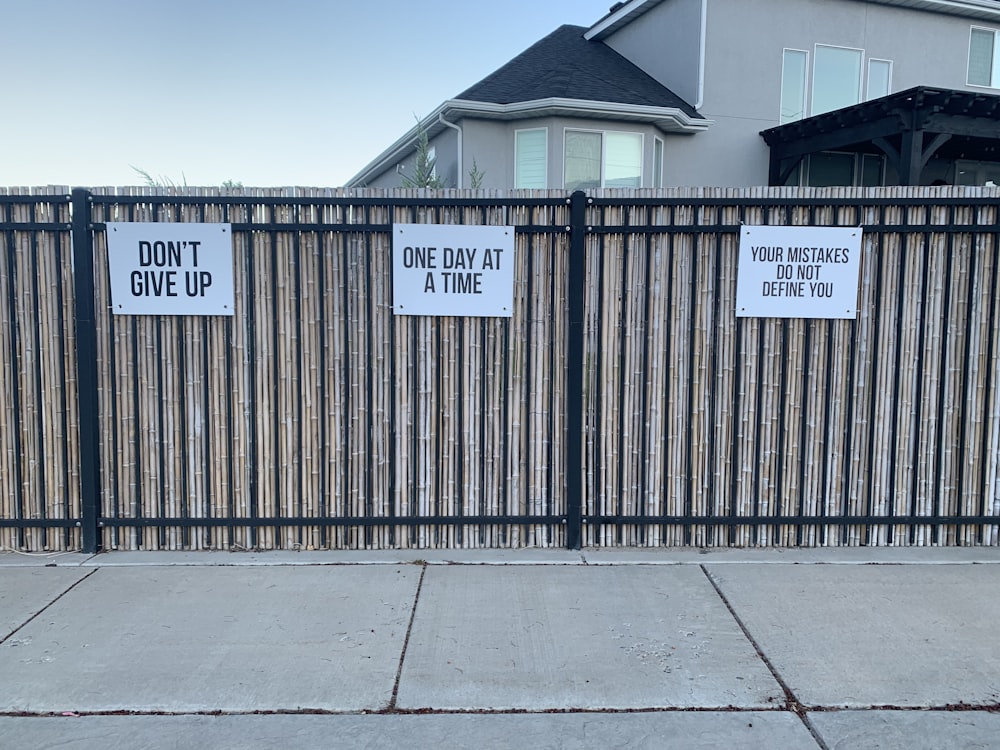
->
[347, 0, 1000, 189]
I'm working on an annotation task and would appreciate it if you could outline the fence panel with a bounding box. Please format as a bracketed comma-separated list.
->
[582, 187, 1000, 546]
[84, 188, 570, 550]
[0, 189, 80, 551]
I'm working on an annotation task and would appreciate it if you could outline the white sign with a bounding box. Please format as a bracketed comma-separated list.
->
[393, 223, 514, 317]
[735, 225, 863, 319]
[106, 222, 235, 316]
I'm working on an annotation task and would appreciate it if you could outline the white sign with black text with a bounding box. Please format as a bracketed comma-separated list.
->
[392, 223, 515, 317]
[735, 225, 863, 319]
[106, 222, 235, 316]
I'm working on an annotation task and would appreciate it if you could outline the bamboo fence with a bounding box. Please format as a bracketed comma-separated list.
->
[0, 187, 80, 552]
[83, 187, 570, 550]
[2, 186, 998, 551]
[581, 186, 1000, 547]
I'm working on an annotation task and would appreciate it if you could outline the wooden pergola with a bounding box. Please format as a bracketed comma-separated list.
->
[761, 86, 1000, 186]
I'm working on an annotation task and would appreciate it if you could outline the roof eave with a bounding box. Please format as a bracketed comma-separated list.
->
[870, 0, 1000, 21]
[585, 0, 669, 41]
[445, 98, 709, 129]
[346, 98, 711, 187]
[582, 0, 1000, 42]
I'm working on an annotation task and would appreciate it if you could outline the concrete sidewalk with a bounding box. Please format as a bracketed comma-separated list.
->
[2, 549, 1000, 749]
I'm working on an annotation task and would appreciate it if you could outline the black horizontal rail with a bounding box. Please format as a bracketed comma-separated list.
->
[587, 195, 1000, 208]
[0, 195, 71, 204]
[86, 222, 571, 234]
[87, 195, 574, 208]
[9, 515, 997, 534]
[586, 224, 999, 235]
[0, 519, 81, 529]
[585, 515, 1000, 527]
[0, 223, 72, 231]
[97, 515, 569, 529]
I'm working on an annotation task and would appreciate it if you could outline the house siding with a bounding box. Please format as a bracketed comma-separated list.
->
[675, 0, 999, 185]
[602, 0, 705, 108]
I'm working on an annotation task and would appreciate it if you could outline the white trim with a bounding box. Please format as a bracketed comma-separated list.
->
[653, 135, 664, 188]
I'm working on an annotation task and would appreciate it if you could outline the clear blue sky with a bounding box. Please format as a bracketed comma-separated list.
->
[3, 0, 617, 188]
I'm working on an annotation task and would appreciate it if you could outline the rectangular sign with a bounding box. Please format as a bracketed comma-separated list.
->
[392, 223, 515, 317]
[735, 225, 863, 319]
[106, 222, 235, 316]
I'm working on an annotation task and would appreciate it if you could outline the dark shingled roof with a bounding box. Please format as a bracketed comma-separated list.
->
[455, 24, 700, 118]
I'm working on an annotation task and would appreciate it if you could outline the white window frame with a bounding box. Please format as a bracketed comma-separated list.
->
[968, 26, 1000, 88]
[811, 44, 864, 116]
[562, 128, 644, 189]
[866, 58, 893, 100]
[780, 48, 810, 124]
[514, 128, 548, 189]
[653, 136, 664, 188]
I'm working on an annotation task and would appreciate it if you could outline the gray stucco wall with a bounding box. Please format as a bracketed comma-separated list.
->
[603, 0, 705, 107]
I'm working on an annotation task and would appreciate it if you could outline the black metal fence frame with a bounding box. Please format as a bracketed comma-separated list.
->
[1, 188, 998, 552]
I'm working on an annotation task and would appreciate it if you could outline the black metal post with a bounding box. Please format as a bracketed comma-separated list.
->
[71, 188, 102, 553]
[565, 191, 588, 549]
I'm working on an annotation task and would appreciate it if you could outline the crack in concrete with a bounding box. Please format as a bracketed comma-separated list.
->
[699, 564, 832, 750]
[385, 563, 427, 712]
[0, 568, 99, 648]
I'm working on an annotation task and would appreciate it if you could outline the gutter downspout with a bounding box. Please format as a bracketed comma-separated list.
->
[695, 0, 707, 109]
[438, 113, 463, 188]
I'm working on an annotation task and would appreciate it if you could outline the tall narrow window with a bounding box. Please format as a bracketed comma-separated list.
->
[969, 27, 1000, 87]
[781, 49, 808, 123]
[812, 45, 863, 115]
[867, 59, 892, 100]
[653, 137, 664, 188]
[515, 128, 547, 189]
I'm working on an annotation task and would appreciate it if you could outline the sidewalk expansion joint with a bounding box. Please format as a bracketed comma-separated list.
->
[4, 704, 999, 719]
[0, 568, 99, 647]
[699, 564, 831, 750]
[386, 562, 426, 712]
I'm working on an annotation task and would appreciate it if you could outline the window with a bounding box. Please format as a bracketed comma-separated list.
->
[812, 45, 863, 115]
[956, 159, 1000, 185]
[805, 151, 883, 187]
[653, 137, 664, 188]
[428, 146, 437, 181]
[515, 129, 547, 189]
[564, 130, 642, 190]
[867, 59, 892, 100]
[781, 49, 808, 123]
[969, 27, 1000, 87]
